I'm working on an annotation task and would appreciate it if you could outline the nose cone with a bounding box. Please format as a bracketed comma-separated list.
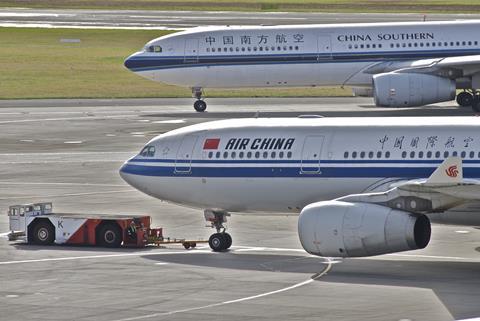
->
[119, 161, 133, 185]
[124, 52, 142, 71]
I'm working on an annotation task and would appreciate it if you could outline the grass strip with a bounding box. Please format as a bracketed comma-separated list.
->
[0, 27, 350, 99]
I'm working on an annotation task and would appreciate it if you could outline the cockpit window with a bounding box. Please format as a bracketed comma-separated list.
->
[140, 145, 155, 157]
[145, 45, 162, 53]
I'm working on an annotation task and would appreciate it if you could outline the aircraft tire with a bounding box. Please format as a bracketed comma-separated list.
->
[209, 233, 227, 251]
[457, 92, 473, 107]
[194, 100, 207, 112]
[472, 96, 480, 113]
[223, 233, 232, 249]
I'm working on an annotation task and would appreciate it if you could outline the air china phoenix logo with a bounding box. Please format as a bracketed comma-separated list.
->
[445, 165, 459, 178]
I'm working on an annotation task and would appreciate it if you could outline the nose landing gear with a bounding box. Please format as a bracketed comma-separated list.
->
[192, 87, 207, 112]
[204, 209, 232, 251]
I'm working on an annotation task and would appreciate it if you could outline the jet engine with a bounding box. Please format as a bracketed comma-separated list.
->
[372, 72, 455, 107]
[298, 200, 431, 257]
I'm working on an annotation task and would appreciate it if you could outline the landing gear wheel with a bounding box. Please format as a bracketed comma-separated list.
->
[194, 100, 207, 112]
[97, 223, 122, 248]
[472, 96, 480, 113]
[209, 233, 227, 252]
[223, 233, 232, 250]
[457, 92, 474, 107]
[31, 221, 55, 245]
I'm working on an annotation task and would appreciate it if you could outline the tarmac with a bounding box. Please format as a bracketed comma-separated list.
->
[2, 8, 480, 29]
[0, 97, 479, 321]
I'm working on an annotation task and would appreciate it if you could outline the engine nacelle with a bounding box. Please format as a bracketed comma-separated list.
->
[298, 200, 431, 257]
[373, 72, 455, 107]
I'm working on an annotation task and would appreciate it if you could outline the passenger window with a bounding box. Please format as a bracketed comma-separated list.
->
[410, 151, 415, 158]
[271, 151, 276, 158]
[385, 151, 390, 158]
[344, 151, 349, 158]
[208, 151, 213, 158]
[402, 151, 407, 158]
[418, 151, 424, 158]
[287, 151, 292, 158]
[279, 151, 284, 158]
[470, 151, 475, 158]
[216, 152, 221, 158]
[452, 151, 458, 157]
[263, 151, 268, 158]
[231, 152, 236, 159]
[427, 151, 432, 158]
[255, 152, 260, 158]
[376, 151, 381, 158]
[360, 151, 365, 158]
[444, 151, 449, 158]
[435, 151, 440, 158]
[239, 152, 244, 158]
[352, 151, 357, 158]
[461, 151, 466, 158]
[368, 151, 373, 158]
[247, 151, 252, 158]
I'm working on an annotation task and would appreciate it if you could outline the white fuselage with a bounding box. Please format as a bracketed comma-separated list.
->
[124, 21, 480, 89]
[120, 117, 480, 226]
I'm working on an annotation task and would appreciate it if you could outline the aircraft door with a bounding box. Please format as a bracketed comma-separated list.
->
[301, 135, 325, 174]
[317, 35, 332, 60]
[175, 135, 198, 173]
[184, 38, 199, 63]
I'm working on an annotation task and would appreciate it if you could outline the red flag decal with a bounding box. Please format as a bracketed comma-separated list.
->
[203, 138, 220, 150]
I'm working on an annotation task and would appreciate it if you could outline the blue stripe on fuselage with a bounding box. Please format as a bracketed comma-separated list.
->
[124, 49, 480, 71]
[119, 163, 480, 178]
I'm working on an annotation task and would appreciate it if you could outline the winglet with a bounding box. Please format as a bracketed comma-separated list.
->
[426, 157, 463, 184]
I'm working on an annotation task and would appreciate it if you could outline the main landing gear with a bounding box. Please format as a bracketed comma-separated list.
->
[204, 209, 232, 251]
[192, 87, 207, 112]
[456, 90, 480, 112]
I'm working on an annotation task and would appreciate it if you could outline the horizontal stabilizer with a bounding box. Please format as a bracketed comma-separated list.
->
[426, 157, 462, 185]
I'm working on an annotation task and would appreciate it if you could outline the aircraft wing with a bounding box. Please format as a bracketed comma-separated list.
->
[336, 157, 480, 214]
[364, 55, 480, 78]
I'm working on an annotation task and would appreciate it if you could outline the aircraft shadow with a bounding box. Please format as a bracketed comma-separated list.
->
[142, 250, 480, 319]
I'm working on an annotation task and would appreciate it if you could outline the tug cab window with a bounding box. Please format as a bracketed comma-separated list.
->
[140, 145, 155, 157]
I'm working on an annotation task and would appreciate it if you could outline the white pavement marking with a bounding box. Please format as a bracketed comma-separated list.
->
[0, 189, 132, 200]
[0, 114, 137, 124]
[0, 249, 211, 265]
[153, 119, 186, 124]
[0, 182, 126, 187]
[111, 257, 334, 321]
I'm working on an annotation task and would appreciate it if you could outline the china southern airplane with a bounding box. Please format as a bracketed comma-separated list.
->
[124, 20, 480, 112]
[120, 116, 480, 256]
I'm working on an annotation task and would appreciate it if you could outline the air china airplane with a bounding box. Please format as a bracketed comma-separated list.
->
[124, 20, 480, 112]
[120, 116, 480, 257]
